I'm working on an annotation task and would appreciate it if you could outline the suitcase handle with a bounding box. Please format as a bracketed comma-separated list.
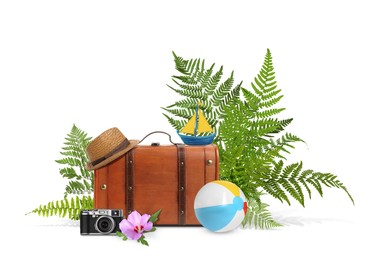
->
[139, 131, 178, 145]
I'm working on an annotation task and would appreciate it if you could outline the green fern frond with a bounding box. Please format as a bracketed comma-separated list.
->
[55, 124, 93, 197]
[59, 148, 81, 159]
[167, 85, 207, 99]
[56, 157, 82, 167]
[172, 56, 205, 85]
[210, 71, 234, 107]
[59, 167, 80, 179]
[264, 132, 305, 159]
[261, 88, 282, 101]
[162, 107, 194, 120]
[216, 82, 242, 118]
[259, 95, 284, 109]
[268, 180, 292, 205]
[242, 87, 260, 111]
[198, 63, 215, 92]
[170, 79, 202, 91]
[242, 197, 282, 229]
[66, 180, 86, 195]
[250, 118, 282, 136]
[272, 118, 293, 134]
[259, 161, 354, 206]
[205, 65, 223, 95]
[256, 108, 285, 119]
[26, 196, 94, 220]
[162, 113, 186, 130]
[250, 49, 283, 112]
[167, 98, 198, 109]
[173, 51, 201, 75]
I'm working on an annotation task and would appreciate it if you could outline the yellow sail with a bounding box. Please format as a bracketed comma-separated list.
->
[180, 114, 197, 134]
[180, 109, 213, 135]
[197, 110, 213, 133]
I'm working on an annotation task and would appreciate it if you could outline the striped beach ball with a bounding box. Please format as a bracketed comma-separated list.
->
[194, 180, 248, 232]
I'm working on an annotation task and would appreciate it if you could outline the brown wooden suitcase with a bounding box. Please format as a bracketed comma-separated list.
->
[93, 133, 219, 225]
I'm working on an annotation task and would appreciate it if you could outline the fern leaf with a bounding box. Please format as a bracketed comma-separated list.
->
[205, 65, 223, 95]
[271, 181, 291, 205]
[260, 161, 354, 206]
[242, 87, 260, 111]
[65, 180, 87, 196]
[280, 178, 303, 206]
[259, 95, 284, 109]
[172, 51, 193, 75]
[256, 108, 285, 119]
[26, 196, 94, 220]
[161, 107, 193, 120]
[250, 49, 283, 112]
[162, 113, 186, 130]
[167, 98, 198, 109]
[59, 167, 80, 179]
[59, 149, 81, 159]
[271, 118, 293, 134]
[170, 80, 202, 92]
[198, 63, 214, 90]
[216, 81, 242, 118]
[167, 85, 206, 99]
[271, 160, 284, 179]
[282, 162, 299, 178]
[55, 157, 81, 167]
[56, 124, 93, 196]
[307, 178, 323, 197]
[210, 71, 234, 107]
[261, 88, 282, 100]
[242, 197, 282, 229]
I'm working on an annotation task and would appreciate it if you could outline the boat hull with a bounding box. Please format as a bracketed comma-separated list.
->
[177, 131, 216, 145]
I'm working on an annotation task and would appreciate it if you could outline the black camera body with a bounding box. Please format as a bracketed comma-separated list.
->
[80, 209, 123, 235]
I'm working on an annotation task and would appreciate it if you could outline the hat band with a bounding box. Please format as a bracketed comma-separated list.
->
[89, 139, 130, 168]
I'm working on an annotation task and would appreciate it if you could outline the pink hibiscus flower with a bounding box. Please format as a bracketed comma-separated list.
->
[119, 210, 153, 240]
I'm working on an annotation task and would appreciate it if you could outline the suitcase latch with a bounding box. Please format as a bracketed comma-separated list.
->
[151, 142, 160, 146]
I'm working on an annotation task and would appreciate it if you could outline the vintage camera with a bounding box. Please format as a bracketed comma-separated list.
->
[80, 209, 123, 235]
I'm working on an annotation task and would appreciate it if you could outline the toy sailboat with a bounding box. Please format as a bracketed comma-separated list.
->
[177, 103, 215, 145]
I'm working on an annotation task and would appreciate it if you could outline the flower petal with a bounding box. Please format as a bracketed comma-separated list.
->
[119, 219, 127, 233]
[119, 219, 134, 234]
[127, 210, 141, 226]
[143, 221, 153, 232]
[124, 227, 142, 240]
[139, 214, 151, 227]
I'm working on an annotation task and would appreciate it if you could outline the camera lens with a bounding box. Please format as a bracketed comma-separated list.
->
[95, 216, 115, 234]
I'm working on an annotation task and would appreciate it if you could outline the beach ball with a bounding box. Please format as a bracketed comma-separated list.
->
[194, 180, 248, 232]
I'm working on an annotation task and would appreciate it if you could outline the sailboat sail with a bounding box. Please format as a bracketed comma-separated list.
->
[197, 110, 213, 133]
[177, 103, 216, 145]
[180, 114, 197, 135]
[180, 109, 213, 135]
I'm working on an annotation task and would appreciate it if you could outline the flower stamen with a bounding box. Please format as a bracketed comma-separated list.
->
[134, 224, 144, 233]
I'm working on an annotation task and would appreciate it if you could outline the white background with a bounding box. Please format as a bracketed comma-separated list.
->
[1, 0, 376, 259]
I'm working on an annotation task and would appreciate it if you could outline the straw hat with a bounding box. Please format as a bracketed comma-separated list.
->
[86, 127, 139, 170]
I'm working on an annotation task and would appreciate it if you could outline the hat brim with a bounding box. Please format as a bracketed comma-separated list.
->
[86, 139, 139, 170]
